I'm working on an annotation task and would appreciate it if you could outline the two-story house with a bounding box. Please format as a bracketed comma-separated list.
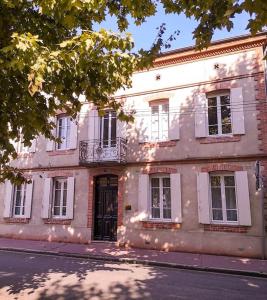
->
[0, 33, 266, 258]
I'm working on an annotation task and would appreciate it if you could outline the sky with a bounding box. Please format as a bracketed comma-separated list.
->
[96, 7, 251, 52]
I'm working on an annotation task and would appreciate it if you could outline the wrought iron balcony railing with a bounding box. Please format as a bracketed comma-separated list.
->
[79, 138, 127, 165]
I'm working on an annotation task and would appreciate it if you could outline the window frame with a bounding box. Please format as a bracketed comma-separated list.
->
[207, 92, 233, 137]
[100, 110, 117, 148]
[56, 115, 71, 150]
[12, 184, 27, 217]
[149, 174, 171, 221]
[150, 101, 169, 142]
[52, 177, 68, 219]
[209, 172, 239, 225]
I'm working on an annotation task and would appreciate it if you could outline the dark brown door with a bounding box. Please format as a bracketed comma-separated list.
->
[94, 175, 118, 241]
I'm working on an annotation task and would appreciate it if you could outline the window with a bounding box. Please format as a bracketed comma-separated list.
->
[57, 116, 71, 150]
[12, 184, 26, 217]
[150, 175, 171, 220]
[52, 178, 67, 217]
[150, 102, 169, 141]
[207, 93, 232, 135]
[100, 111, 117, 147]
[210, 174, 237, 223]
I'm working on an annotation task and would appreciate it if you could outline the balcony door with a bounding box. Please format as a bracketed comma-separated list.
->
[100, 111, 117, 148]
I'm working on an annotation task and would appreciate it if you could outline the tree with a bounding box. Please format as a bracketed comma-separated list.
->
[0, 0, 266, 183]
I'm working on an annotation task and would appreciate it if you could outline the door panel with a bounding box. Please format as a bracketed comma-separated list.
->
[94, 175, 118, 241]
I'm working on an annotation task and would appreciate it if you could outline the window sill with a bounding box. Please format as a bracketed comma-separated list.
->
[48, 149, 75, 156]
[139, 141, 177, 148]
[141, 221, 181, 230]
[43, 218, 72, 225]
[203, 224, 249, 233]
[3, 217, 30, 224]
[199, 135, 241, 144]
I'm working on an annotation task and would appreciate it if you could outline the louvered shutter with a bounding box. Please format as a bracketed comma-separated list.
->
[197, 172, 211, 224]
[170, 173, 182, 223]
[138, 174, 149, 220]
[42, 178, 52, 218]
[231, 87, 245, 135]
[194, 93, 208, 138]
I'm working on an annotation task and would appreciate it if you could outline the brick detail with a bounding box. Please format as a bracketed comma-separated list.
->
[140, 141, 177, 148]
[141, 221, 181, 230]
[199, 136, 241, 144]
[43, 219, 72, 225]
[48, 150, 75, 156]
[199, 82, 237, 94]
[87, 168, 125, 230]
[204, 224, 249, 233]
[3, 218, 30, 224]
[46, 171, 74, 178]
[142, 167, 177, 174]
[201, 164, 243, 173]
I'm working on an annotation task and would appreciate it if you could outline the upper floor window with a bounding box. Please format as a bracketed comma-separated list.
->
[57, 116, 71, 150]
[210, 174, 237, 223]
[100, 111, 117, 148]
[207, 93, 232, 136]
[150, 101, 169, 141]
[12, 184, 26, 217]
[150, 175, 171, 220]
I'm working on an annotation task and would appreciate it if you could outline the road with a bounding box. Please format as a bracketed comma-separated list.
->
[0, 250, 266, 299]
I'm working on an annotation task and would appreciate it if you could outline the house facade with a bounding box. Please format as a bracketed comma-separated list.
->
[1, 33, 267, 258]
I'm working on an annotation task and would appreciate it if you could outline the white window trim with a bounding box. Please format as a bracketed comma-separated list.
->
[12, 184, 26, 217]
[209, 172, 239, 225]
[150, 102, 169, 142]
[56, 116, 71, 150]
[207, 92, 233, 137]
[52, 177, 68, 219]
[149, 174, 172, 222]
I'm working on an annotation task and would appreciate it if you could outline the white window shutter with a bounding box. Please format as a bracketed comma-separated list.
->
[197, 172, 211, 224]
[231, 87, 245, 135]
[138, 174, 149, 220]
[69, 118, 78, 149]
[3, 181, 13, 218]
[66, 177, 75, 219]
[29, 139, 36, 153]
[169, 97, 180, 140]
[42, 178, 52, 218]
[194, 93, 208, 138]
[24, 181, 33, 218]
[235, 171, 251, 226]
[170, 173, 182, 223]
[46, 117, 56, 151]
[88, 109, 100, 140]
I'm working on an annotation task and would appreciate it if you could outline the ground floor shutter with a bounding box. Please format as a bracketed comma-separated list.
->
[235, 171, 251, 226]
[66, 177, 75, 219]
[197, 172, 210, 224]
[24, 181, 34, 218]
[3, 181, 13, 218]
[69, 118, 78, 149]
[42, 178, 52, 218]
[138, 174, 149, 220]
[170, 173, 182, 223]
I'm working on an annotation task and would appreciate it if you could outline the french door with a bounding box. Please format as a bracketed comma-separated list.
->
[100, 111, 117, 148]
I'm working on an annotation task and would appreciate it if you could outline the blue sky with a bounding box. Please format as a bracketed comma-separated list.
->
[97, 8, 251, 51]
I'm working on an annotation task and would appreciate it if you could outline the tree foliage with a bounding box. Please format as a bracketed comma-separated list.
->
[0, 0, 266, 183]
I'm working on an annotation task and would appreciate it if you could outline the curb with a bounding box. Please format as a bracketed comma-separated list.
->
[0, 247, 267, 279]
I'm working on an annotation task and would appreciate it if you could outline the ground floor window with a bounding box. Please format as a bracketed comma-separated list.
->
[210, 174, 237, 223]
[12, 184, 26, 217]
[52, 178, 68, 217]
[150, 175, 171, 220]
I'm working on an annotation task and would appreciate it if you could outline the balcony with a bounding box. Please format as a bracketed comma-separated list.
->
[79, 138, 127, 165]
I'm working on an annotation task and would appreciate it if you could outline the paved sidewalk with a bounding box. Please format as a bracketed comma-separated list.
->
[0, 237, 266, 278]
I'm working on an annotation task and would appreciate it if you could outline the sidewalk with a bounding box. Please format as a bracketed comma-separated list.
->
[0, 237, 267, 278]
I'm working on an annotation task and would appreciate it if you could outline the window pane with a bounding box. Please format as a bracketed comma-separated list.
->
[211, 176, 220, 187]
[208, 97, 218, 135]
[103, 114, 109, 146]
[220, 95, 232, 134]
[161, 110, 169, 141]
[54, 190, 61, 207]
[53, 207, 60, 216]
[151, 187, 160, 219]
[211, 188, 222, 208]
[111, 113, 117, 146]
[151, 106, 159, 141]
[163, 178, 170, 187]
[224, 176, 235, 186]
[62, 207, 67, 216]
[14, 207, 21, 215]
[163, 187, 171, 219]
[151, 178, 159, 187]
[227, 210, 237, 221]
[212, 209, 223, 220]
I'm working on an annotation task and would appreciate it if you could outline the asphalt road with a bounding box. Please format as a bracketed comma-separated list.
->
[0, 250, 266, 300]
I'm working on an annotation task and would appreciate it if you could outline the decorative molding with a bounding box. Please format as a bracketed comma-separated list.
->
[142, 167, 177, 174]
[140, 141, 177, 148]
[43, 219, 72, 225]
[201, 163, 243, 173]
[141, 221, 181, 230]
[199, 136, 241, 144]
[3, 218, 30, 224]
[204, 224, 249, 233]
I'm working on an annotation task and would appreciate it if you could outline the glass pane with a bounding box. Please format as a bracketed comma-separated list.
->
[161, 113, 169, 141]
[209, 125, 218, 135]
[152, 208, 160, 219]
[212, 209, 223, 220]
[63, 188, 67, 207]
[224, 176, 235, 186]
[208, 106, 217, 125]
[208, 97, 218, 135]
[221, 95, 232, 134]
[220, 95, 230, 106]
[211, 176, 220, 187]
[227, 210, 237, 221]
[211, 188, 222, 208]
[53, 207, 60, 216]
[163, 187, 171, 219]
[66, 118, 70, 148]
[162, 103, 169, 113]
[62, 207, 67, 216]
[151, 178, 159, 187]
[103, 115, 109, 147]
[225, 187, 236, 209]
[151, 187, 160, 218]
[14, 207, 20, 215]
[163, 209, 171, 219]
[163, 178, 170, 187]
[151, 106, 159, 115]
[54, 190, 61, 207]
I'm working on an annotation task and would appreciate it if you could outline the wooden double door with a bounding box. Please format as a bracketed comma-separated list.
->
[94, 175, 118, 241]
